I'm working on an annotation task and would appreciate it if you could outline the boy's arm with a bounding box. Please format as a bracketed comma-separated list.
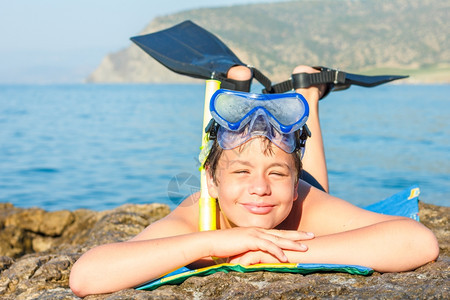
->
[298, 184, 439, 271]
[231, 217, 438, 271]
[231, 182, 439, 271]
[69, 193, 313, 297]
[288, 217, 438, 272]
[69, 214, 207, 296]
[69, 194, 206, 296]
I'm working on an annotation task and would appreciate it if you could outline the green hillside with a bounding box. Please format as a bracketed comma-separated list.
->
[87, 0, 449, 83]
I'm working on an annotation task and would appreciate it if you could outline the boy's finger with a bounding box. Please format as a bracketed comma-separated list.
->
[257, 231, 309, 252]
[265, 229, 315, 240]
[272, 237, 308, 252]
[255, 239, 288, 262]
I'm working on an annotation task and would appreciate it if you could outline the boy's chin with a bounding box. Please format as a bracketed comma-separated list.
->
[234, 218, 280, 229]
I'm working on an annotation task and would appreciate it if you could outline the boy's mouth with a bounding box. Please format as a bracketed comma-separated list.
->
[241, 203, 275, 214]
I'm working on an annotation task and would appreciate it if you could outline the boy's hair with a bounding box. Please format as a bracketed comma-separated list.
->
[204, 137, 303, 184]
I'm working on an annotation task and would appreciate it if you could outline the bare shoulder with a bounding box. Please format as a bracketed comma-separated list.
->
[130, 192, 200, 241]
[296, 181, 404, 236]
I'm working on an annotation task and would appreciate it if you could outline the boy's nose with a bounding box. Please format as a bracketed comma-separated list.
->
[248, 175, 271, 196]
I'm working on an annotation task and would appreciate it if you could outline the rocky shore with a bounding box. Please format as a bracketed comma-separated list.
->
[0, 201, 448, 299]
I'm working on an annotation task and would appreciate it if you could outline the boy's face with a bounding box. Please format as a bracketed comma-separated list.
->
[207, 137, 299, 229]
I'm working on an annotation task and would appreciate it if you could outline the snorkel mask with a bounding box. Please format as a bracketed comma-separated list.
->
[207, 89, 310, 155]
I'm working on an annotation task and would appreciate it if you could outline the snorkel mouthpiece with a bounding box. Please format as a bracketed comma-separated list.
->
[209, 89, 310, 154]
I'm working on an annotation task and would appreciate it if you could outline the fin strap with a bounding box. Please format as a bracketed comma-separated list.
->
[217, 67, 272, 93]
[292, 68, 346, 89]
[264, 68, 346, 94]
[251, 67, 273, 93]
[264, 79, 293, 94]
[219, 77, 252, 92]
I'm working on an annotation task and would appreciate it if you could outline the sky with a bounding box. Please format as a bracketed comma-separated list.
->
[0, 0, 286, 84]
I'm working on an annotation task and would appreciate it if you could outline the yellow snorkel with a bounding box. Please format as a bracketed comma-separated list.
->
[130, 21, 266, 231]
[198, 79, 221, 231]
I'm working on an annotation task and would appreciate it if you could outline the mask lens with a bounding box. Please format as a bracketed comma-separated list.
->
[211, 90, 309, 133]
[213, 92, 249, 124]
[216, 112, 300, 153]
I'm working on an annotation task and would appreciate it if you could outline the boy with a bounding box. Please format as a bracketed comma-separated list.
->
[70, 66, 439, 297]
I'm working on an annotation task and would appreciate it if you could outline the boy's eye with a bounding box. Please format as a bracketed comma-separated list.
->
[234, 170, 249, 174]
[269, 170, 288, 177]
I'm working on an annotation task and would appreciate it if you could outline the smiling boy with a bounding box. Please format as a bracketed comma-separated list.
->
[69, 66, 439, 297]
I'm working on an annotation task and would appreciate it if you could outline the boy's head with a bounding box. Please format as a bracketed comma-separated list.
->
[205, 89, 309, 184]
[203, 89, 309, 228]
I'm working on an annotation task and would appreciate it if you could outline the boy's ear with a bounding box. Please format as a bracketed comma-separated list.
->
[205, 166, 219, 199]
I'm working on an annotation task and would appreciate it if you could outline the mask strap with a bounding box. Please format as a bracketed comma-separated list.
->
[205, 119, 219, 140]
[295, 124, 311, 153]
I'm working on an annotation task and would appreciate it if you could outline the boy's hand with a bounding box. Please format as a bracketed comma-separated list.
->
[206, 228, 314, 263]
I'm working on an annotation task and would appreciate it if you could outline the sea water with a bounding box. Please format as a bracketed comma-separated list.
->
[0, 83, 448, 211]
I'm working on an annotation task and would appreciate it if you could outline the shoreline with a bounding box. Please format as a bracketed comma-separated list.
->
[2, 78, 449, 86]
[0, 201, 448, 299]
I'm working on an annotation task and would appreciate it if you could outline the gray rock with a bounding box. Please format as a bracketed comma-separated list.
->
[0, 202, 448, 299]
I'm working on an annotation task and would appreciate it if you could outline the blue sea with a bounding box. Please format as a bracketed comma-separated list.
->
[0, 84, 449, 211]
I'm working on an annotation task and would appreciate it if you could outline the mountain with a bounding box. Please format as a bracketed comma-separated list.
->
[87, 0, 449, 84]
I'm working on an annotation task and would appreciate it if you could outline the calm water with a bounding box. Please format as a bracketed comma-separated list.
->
[0, 84, 448, 211]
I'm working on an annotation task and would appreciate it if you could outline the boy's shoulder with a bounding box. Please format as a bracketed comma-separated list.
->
[294, 181, 405, 235]
[131, 193, 200, 241]
[169, 192, 201, 228]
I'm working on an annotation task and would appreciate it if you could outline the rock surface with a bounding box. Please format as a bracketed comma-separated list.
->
[0, 201, 448, 299]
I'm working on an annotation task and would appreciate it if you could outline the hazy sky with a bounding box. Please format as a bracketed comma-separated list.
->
[0, 0, 286, 84]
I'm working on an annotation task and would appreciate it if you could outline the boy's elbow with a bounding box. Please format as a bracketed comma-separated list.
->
[410, 219, 440, 266]
[422, 226, 440, 263]
[69, 272, 89, 298]
[69, 264, 94, 298]
[69, 274, 86, 297]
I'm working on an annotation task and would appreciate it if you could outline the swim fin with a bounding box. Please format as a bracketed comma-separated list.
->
[131, 20, 408, 97]
[131, 20, 274, 92]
